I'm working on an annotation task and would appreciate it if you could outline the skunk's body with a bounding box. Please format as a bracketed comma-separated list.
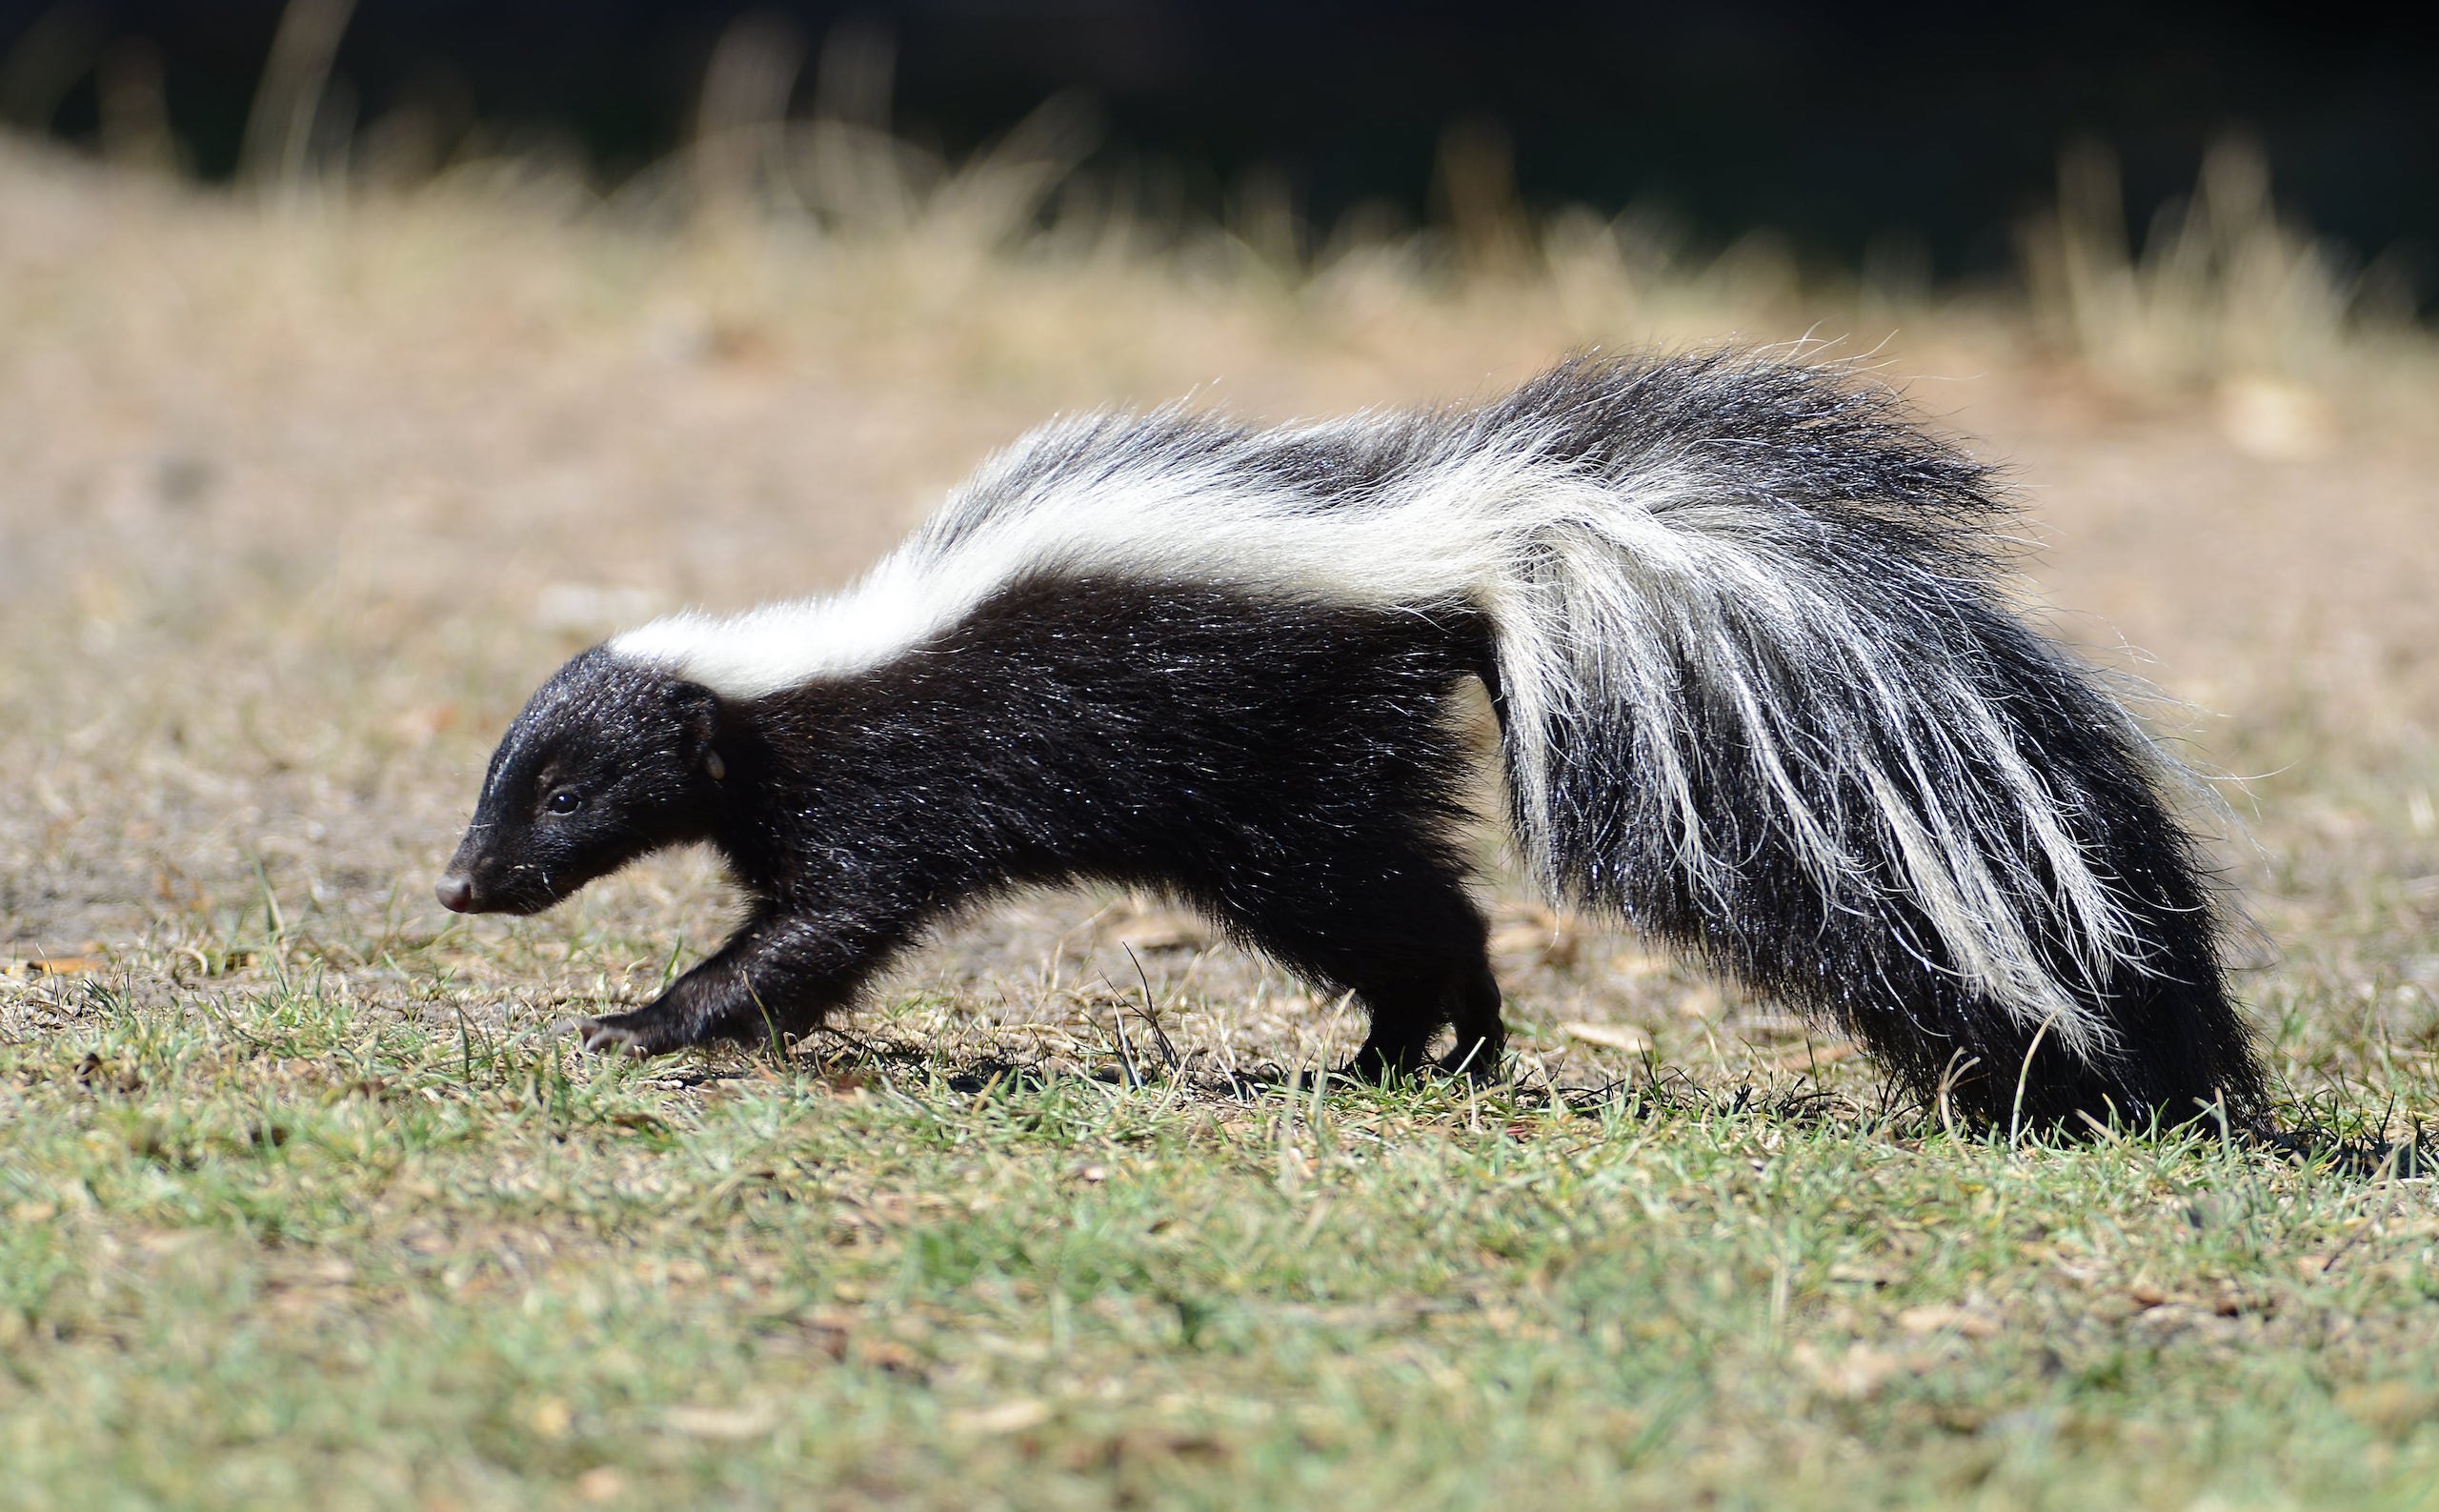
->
[439, 353, 2268, 1132]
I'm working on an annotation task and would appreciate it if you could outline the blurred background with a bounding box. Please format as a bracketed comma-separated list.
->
[3, 0, 2435, 304]
[3, 0, 2438, 1097]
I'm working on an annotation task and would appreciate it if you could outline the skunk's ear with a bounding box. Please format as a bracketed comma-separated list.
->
[665, 681, 722, 769]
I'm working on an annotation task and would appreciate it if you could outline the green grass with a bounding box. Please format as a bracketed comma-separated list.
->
[5, 962, 2437, 1511]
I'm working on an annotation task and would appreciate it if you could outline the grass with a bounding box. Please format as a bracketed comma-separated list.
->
[2, 106, 2439, 1507]
[5, 965, 2438, 1510]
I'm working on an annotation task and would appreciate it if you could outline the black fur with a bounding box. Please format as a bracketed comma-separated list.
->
[1556, 601, 2265, 1132]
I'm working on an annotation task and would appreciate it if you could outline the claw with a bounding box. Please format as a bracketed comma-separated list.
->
[569, 1015, 652, 1056]
[1341, 1037, 1505, 1086]
[1437, 1043, 1506, 1084]
[1343, 1042, 1429, 1084]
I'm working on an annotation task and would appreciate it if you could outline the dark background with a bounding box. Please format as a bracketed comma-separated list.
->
[4, 0, 2434, 295]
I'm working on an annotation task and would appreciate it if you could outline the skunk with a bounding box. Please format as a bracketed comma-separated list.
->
[437, 352, 2268, 1133]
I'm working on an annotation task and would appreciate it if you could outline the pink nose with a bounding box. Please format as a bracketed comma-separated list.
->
[435, 873, 476, 912]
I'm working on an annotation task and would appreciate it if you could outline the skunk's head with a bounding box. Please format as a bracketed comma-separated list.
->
[436, 648, 724, 916]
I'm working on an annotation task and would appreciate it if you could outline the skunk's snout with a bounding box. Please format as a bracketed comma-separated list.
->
[435, 873, 477, 913]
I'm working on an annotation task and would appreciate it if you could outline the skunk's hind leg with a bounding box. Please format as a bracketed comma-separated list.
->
[1342, 958, 1503, 1082]
[1211, 842, 1505, 1082]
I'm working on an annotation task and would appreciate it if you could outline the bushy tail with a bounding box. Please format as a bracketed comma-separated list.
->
[1460, 354, 2267, 1131]
[903, 349, 2266, 1130]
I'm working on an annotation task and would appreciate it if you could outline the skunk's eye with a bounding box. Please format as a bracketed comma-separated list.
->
[544, 789, 583, 816]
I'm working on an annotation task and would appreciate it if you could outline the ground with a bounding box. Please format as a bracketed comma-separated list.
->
[2, 140, 2437, 1508]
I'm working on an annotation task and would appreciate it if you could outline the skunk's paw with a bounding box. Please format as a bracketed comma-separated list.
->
[1341, 1036, 1507, 1086]
[1438, 1034, 1507, 1084]
[570, 1012, 663, 1056]
[1343, 1040, 1430, 1084]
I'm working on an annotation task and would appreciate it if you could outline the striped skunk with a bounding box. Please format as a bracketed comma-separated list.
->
[437, 352, 2269, 1134]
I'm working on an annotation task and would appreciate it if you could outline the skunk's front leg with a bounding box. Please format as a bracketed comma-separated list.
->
[578, 910, 890, 1055]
